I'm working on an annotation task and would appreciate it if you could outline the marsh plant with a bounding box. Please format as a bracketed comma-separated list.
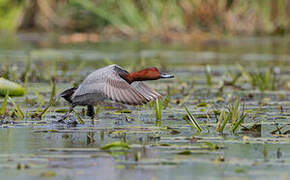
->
[35, 78, 57, 119]
[222, 70, 242, 87]
[184, 106, 202, 132]
[252, 68, 277, 92]
[9, 97, 24, 120]
[0, 91, 9, 120]
[204, 65, 212, 87]
[238, 65, 277, 92]
[155, 99, 162, 127]
[216, 98, 247, 133]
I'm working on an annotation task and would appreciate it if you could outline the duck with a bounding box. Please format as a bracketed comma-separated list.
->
[59, 64, 174, 123]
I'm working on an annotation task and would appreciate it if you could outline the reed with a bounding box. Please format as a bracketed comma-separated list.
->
[37, 77, 57, 119]
[33, 90, 45, 107]
[23, 59, 31, 94]
[155, 98, 162, 127]
[216, 109, 229, 133]
[238, 65, 277, 92]
[205, 65, 212, 87]
[184, 106, 202, 132]
[215, 98, 247, 133]
[9, 97, 24, 120]
[0, 91, 9, 117]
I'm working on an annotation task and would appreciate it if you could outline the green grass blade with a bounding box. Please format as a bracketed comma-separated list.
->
[205, 65, 212, 86]
[232, 113, 246, 133]
[49, 79, 56, 105]
[34, 90, 45, 106]
[23, 58, 31, 94]
[9, 97, 24, 119]
[37, 78, 56, 119]
[74, 111, 85, 124]
[24, 73, 29, 95]
[73, 110, 85, 125]
[231, 73, 241, 85]
[155, 99, 162, 126]
[0, 91, 9, 116]
[216, 110, 223, 132]
[184, 106, 202, 132]
[220, 111, 229, 132]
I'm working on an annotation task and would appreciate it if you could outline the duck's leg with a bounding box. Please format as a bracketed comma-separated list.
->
[58, 105, 75, 123]
[87, 105, 95, 124]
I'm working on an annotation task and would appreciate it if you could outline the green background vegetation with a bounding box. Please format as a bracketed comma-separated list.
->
[1, 0, 290, 37]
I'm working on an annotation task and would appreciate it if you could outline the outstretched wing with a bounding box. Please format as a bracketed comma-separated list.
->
[72, 64, 161, 105]
[104, 66, 161, 105]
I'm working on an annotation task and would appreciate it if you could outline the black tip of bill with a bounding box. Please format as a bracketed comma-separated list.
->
[160, 73, 174, 79]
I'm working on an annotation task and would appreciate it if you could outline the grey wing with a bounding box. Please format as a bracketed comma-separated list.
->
[104, 71, 161, 105]
[71, 65, 114, 105]
[130, 81, 161, 102]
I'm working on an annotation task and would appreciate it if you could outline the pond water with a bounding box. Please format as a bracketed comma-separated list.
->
[0, 34, 289, 180]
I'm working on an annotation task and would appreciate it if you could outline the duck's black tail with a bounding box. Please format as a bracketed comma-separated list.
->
[60, 86, 78, 103]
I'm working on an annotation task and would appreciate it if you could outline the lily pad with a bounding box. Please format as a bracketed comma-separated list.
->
[101, 141, 130, 150]
[0, 78, 24, 97]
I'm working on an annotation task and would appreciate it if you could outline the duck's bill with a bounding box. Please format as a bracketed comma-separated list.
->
[160, 73, 174, 79]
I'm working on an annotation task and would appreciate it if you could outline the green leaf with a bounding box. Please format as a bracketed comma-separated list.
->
[0, 91, 9, 116]
[155, 98, 162, 126]
[232, 113, 246, 133]
[220, 111, 229, 132]
[33, 90, 45, 106]
[101, 141, 130, 150]
[184, 106, 202, 132]
[205, 65, 212, 86]
[0, 78, 24, 97]
[9, 97, 24, 119]
[177, 150, 191, 155]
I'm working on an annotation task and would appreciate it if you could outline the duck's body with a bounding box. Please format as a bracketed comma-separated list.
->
[60, 64, 174, 122]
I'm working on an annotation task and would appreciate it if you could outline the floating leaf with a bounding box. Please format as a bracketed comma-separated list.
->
[177, 150, 191, 155]
[196, 102, 208, 107]
[0, 78, 24, 96]
[202, 142, 222, 150]
[101, 141, 130, 150]
[234, 168, 246, 173]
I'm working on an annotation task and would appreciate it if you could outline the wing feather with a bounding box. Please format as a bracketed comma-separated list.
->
[72, 64, 161, 105]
